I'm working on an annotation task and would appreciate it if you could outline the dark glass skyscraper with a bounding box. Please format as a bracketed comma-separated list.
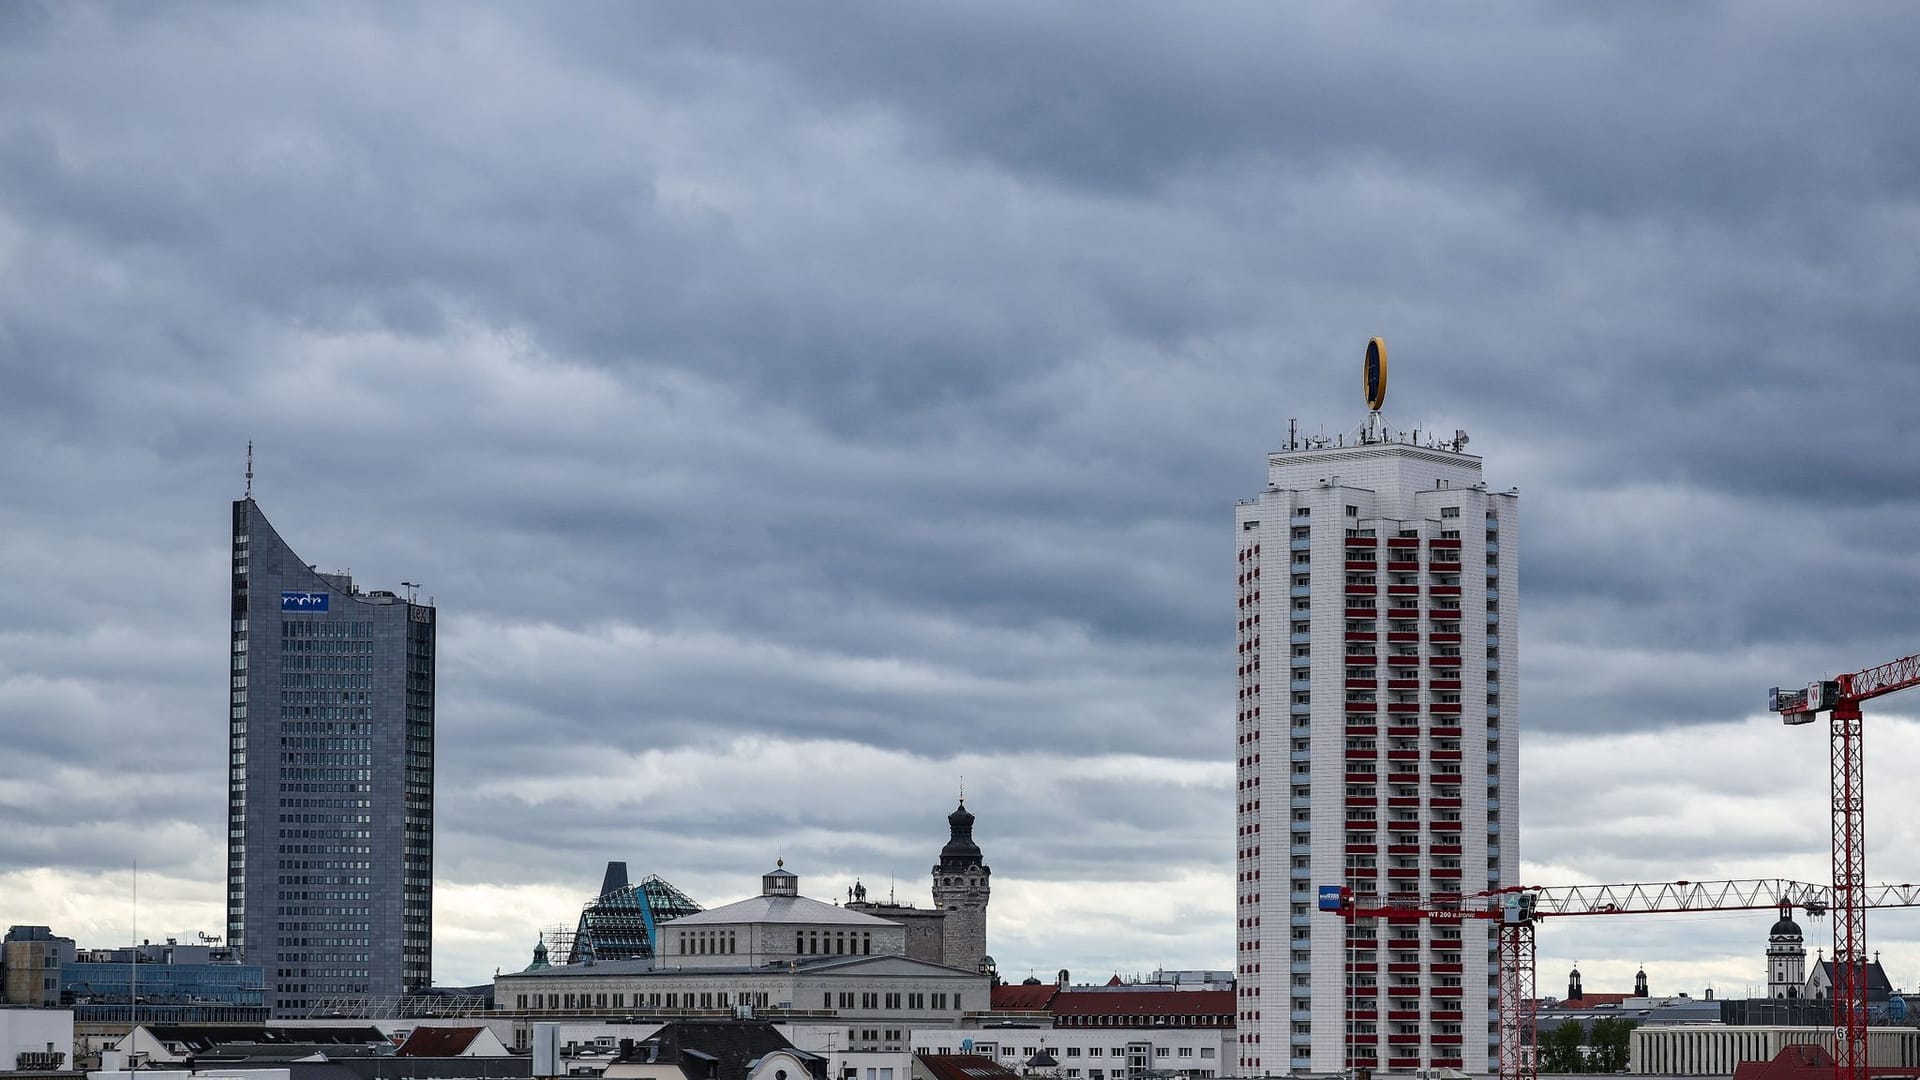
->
[227, 498, 435, 1014]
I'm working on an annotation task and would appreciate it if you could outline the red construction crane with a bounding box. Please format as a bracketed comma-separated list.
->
[1321, 879, 1920, 1080]
[1770, 650, 1920, 1080]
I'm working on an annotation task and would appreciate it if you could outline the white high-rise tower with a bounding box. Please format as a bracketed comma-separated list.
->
[1233, 341, 1518, 1074]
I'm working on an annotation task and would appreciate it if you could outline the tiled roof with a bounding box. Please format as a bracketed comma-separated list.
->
[990, 984, 1057, 1011]
[1050, 989, 1234, 1020]
[620, 1021, 820, 1080]
[395, 1027, 484, 1057]
[916, 1054, 1022, 1080]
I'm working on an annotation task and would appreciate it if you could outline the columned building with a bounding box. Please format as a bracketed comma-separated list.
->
[227, 497, 436, 1013]
[1234, 422, 1518, 1074]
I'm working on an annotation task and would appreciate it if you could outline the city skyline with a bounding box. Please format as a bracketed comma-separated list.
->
[4, 4, 1920, 1002]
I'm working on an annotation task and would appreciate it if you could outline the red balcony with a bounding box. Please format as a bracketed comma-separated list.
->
[1345, 701, 1378, 713]
[1345, 748, 1377, 760]
[1346, 535, 1376, 547]
[1388, 537, 1419, 548]
[1431, 749, 1463, 761]
[1429, 655, 1462, 667]
[1387, 584, 1421, 596]
[1387, 1035, 1423, 1046]
[1386, 560, 1420, 573]
[1387, 606, 1420, 619]
[1429, 585, 1462, 597]
[1431, 844, 1462, 855]
[1346, 606, 1379, 619]
[1431, 985, 1464, 997]
[1428, 538, 1462, 549]
[1387, 868, 1421, 879]
[1348, 866, 1378, 877]
[1346, 559, 1378, 571]
[1387, 725, 1420, 737]
[1430, 797, 1463, 809]
[1346, 584, 1378, 595]
[1431, 1010, 1463, 1022]
[1386, 749, 1420, 761]
[1345, 724, 1378, 737]
[1387, 702, 1420, 714]
[1429, 631, 1462, 644]
[1431, 962, 1463, 973]
[1431, 869, 1463, 880]
[1345, 795, 1378, 807]
[1386, 844, 1421, 856]
[1388, 1058, 1421, 1070]
[1346, 844, 1377, 854]
[1385, 941, 1421, 954]
[1345, 961, 1379, 971]
[1386, 1009, 1421, 1021]
[1386, 677, 1420, 689]
[1346, 678, 1377, 689]
[1386, 631, 1420, 643]
[1346, 772, 1378, 784]
[1430, 558, 1462, 570]
[1386, 796, 1420, 807]
[1345, 631, 1376, 642]
[1350, 1010, 1379, 1021]
[1430, 725, 1462, 737]
[1386, 962, 1421, 973]
[1388, 771, 1421, 784]
[1428, 678, 1461, 691]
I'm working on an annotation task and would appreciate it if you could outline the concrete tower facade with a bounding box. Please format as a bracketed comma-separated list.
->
[227, 498, 436, 1014]
[932, 802, 990, 973]
[1235, 430, 1518, 1074]
[1769, 905, 1807, 998]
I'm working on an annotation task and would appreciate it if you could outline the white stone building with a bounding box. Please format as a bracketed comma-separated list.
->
[495, 867, 989, 1054]
[1234, 416, 1518, 1074]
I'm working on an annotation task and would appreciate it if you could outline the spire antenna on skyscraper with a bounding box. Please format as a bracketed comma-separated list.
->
[245, 440, 254, 498]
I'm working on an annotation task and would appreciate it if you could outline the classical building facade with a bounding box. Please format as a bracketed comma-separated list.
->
[1235, 422, 1518, 1074]
[227, 497, 436, 1013]
[495, 866, 989, 1054]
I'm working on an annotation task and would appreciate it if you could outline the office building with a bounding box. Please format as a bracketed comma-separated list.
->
[227, 497, 436, 1013]
[1234, 418, 1517, 1073]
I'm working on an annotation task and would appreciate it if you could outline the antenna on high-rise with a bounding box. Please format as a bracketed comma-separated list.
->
[245, 441, 254, 498]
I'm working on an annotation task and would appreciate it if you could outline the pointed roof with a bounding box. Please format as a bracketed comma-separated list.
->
[394, 1027, 488, 1057]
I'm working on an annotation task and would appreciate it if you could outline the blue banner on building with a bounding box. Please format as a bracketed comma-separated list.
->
[1318, 885, 1345, 912]
[281, 591, 330, 612]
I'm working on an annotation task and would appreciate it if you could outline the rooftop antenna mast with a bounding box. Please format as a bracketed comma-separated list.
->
[245, 441, 254, 498]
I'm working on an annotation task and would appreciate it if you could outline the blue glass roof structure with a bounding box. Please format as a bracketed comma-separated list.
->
[572, 862, 702, 962]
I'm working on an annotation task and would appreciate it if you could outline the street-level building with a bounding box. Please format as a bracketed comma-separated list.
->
[1235, 414, 1518, 1074]
[227, 497, 437, 1013]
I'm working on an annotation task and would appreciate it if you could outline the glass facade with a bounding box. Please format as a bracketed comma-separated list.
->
[227, 498, 435, 1014]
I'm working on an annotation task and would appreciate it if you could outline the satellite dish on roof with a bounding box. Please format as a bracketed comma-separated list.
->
[1454, 429, 1469, 449]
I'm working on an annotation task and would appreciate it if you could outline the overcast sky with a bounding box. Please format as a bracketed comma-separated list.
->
[4, 2, 1920, 999]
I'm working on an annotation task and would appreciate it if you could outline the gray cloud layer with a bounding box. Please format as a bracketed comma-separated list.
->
[3, 3, 1919, 987]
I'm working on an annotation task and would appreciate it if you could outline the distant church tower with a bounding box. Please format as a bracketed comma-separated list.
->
[1568, 965, 1583, 1002]
[932, 799, 991, 973]
[1769, 903, 1806, 998]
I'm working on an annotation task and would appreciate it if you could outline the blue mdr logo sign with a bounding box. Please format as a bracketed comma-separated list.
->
[281, 591, 330, 612]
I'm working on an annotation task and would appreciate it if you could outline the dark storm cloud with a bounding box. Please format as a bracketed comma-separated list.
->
[2, 2, 1918, 983]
